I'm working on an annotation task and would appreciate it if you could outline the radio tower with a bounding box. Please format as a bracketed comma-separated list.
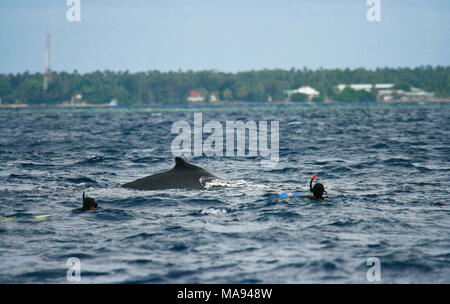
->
[43, 31, 52, 93]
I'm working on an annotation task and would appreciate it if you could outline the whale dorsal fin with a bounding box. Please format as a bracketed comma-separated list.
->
[174, 157, 189, 168]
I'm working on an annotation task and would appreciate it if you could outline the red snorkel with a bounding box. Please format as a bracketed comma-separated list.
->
[310, 174, 317, 192]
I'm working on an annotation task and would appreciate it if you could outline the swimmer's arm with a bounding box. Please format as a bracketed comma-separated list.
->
[303, 195, 328, 202]
[280, 192, 302, 198]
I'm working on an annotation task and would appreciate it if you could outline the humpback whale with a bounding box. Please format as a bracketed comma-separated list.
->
[121, 157, 221, 190]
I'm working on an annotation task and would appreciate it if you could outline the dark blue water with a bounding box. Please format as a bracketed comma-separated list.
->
[0, 102, 449, 283]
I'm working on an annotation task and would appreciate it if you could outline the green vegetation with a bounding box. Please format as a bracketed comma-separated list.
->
[336, 87, 376, 102]
[393, 82, 412, 92]
[311, 95, 323, 102]
[0, 66, 448, 105]
[290, 92, 308, 102]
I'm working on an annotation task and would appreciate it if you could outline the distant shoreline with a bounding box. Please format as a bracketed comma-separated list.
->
[1, 98, 450, 109]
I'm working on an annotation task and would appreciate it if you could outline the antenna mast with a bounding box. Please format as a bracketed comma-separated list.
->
[43, 31, 52, 93]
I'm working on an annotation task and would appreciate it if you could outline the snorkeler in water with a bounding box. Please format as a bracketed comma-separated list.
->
[280, 174, 327, 201]
[76, 191, 98, 212]
[307, 174, 327, 200]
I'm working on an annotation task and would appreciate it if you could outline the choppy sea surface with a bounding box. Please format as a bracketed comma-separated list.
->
[0, 102, 449, 283]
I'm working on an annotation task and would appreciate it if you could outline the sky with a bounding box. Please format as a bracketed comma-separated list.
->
[0, 0, 449, 74]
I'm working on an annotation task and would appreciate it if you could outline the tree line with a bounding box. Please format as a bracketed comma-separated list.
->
[0, 66, 448, 105]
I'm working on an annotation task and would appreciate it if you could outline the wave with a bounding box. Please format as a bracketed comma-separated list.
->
[200, 208, 227, 215]
[76, 156, 106, 165]
[1, 103, 449, 283]
[65, 177, 99, 184]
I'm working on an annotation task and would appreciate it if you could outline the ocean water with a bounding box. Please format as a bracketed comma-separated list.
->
[0, 102, 449, 283]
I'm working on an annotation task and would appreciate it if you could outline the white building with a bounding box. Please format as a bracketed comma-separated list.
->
[209, 94, 218, 103]
[187, 90, 205, 103]
[337, 84, 373, 92]
[376, 86, 434, 102]
[374, 83, 394, 90]
[297, 86, 320, 97]
[337, 83, 394, 92]
[405, 87, 434, 98]
[284, 86, 320, 100]
[70, 94, 83, 105]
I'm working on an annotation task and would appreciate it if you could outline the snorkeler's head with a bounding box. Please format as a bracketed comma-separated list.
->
[311, 183, 326, 199]
[310, 174, 326, 199]
[82, 191, 98, 211]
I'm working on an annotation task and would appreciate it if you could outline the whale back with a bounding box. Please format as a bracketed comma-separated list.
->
[121, 157, 220, 190]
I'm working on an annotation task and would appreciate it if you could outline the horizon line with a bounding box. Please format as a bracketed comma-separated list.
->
[2, 64, 449, 76]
